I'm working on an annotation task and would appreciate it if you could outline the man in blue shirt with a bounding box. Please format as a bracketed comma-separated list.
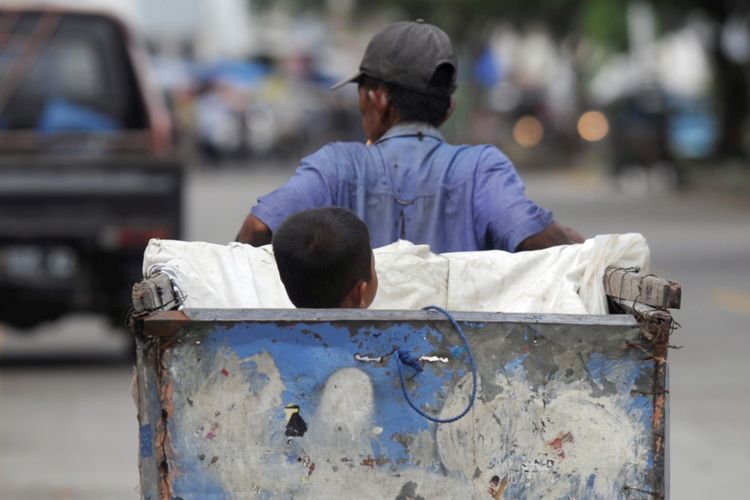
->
[237, 20, 582, 253]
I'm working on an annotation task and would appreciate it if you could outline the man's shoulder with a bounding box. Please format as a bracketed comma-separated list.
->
[323, 140, 371, 154]
[303, 140, 370, 165]
[432, 141, 512, 169]
[293, 141, 370, 182]
[459, 142, 510, 160]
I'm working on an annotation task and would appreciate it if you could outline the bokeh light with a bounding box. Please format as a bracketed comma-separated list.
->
[512, 115, 544, 148]
[577, 111, 609, 142]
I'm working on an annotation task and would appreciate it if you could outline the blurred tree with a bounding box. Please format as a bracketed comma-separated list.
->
[251, 0, 750, 159]
[247, 0, 626, 105]
[251, 0, 584, 46]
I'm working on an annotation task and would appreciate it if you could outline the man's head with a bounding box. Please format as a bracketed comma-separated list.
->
[273, 207, 378, 308]
[331, 20, 458, 141]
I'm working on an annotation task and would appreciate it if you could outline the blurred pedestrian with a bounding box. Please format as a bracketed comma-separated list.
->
[237, 20, 582, 252]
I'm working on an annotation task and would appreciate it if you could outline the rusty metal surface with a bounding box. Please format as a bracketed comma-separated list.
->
[135, 310, 667, 499]
[134, 336, 163, 500]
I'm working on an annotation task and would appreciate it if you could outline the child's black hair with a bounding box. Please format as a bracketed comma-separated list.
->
[273, 207, 373, 308]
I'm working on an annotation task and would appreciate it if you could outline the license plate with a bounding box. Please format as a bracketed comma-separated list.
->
[0, 245, 78, 281]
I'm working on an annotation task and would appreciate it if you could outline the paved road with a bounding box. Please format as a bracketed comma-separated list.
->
[0, 161, 748, 499]
[526, 169, 750, 500]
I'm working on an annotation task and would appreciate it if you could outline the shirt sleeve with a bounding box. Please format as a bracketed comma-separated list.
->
[251, 146, 335, 232]
[473, 146, 554, 251]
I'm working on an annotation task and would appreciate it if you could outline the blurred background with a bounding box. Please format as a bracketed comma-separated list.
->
[0, 0, 748, 498]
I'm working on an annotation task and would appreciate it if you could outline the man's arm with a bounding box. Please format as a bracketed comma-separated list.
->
[236, 146, 336, 246]
[516, 221, 584, 251]
[236, 214, 272, 246]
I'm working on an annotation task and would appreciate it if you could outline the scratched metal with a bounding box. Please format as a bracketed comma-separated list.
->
[135, 310, 665, 499]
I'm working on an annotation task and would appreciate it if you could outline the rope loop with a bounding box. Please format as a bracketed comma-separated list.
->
[395, 305, 478, 424]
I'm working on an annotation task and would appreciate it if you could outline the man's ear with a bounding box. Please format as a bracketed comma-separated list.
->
[440, 96, 456, 125]
[368, 88, 389, 114]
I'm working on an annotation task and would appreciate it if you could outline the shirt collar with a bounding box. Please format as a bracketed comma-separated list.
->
[375, 122, 445, 143]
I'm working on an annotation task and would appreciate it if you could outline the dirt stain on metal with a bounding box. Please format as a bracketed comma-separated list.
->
[488, 475, 509, 498]
[360, 455, 390, 468]
[298, 455, 315, 477]
[548, 431, 574, 459]
[395, 480, 425, 500]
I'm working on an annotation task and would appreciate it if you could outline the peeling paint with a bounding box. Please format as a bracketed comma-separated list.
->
[139, 424, 153, 458]
[138, 315, 664, 499]
[436, 368, 650, 498]
[419, 355, 449, 364]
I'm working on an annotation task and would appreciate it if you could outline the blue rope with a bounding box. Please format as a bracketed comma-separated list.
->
[396, 305, 478, 424]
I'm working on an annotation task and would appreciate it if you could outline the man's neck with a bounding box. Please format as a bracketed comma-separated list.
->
[374, 122, 445, 144]
[379, 120, 438, 137]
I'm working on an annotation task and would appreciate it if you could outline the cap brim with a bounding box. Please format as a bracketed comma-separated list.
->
[329, 70, 363, 91]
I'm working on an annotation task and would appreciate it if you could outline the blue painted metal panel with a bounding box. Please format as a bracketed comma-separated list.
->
[135, 311, 665, 499]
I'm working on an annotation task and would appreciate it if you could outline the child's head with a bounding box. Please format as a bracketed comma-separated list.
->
[272, 207, 378, 308]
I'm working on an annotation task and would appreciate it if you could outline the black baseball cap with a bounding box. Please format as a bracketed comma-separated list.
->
[330, 20, 457, 97]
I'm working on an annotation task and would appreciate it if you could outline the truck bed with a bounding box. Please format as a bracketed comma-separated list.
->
[0, 155, 182, 327]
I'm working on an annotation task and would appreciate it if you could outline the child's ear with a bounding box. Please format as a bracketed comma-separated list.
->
[354, 281, 369, 308]
[340, 280, 368, 308]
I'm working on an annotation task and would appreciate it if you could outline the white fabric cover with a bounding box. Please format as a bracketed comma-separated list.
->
[142, 234, 649, 315]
